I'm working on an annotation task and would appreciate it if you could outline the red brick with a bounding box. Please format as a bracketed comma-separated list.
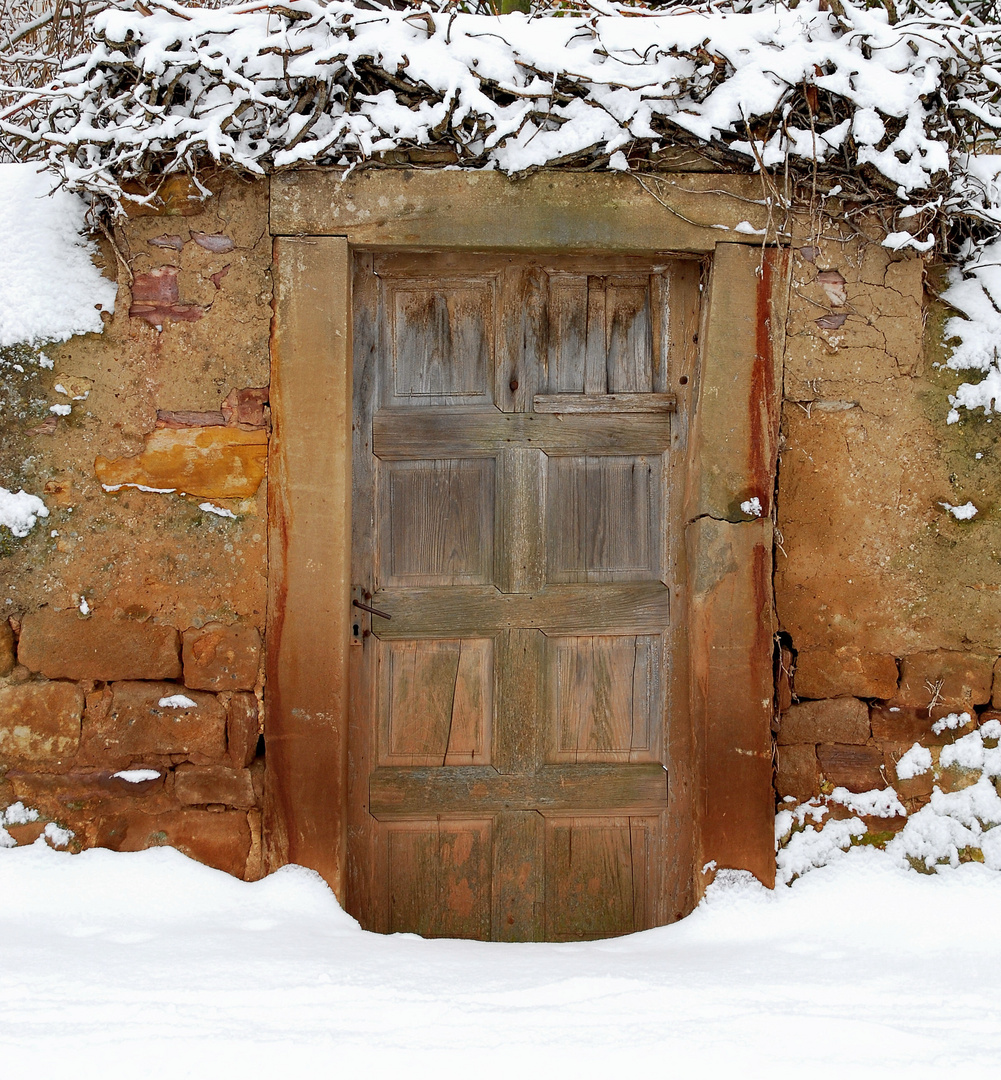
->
[776, 743, 820, 800]
[891, 651, 993, 711]
[227, 692, 259, 768]
[778, 697, 870, 745]
[817, 743, 885, 792]
[0, 680, 83, 766]
[0, 621, 14, 677]
[174, 764, 256, 808]
[95, 808, 251, 877]
[79, 681, 226, 766]
[18, 610, 181, 682]
[794, 648, 898, 700]
[182, 622, 261, 692]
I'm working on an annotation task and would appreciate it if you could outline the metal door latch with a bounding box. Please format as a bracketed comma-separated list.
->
[352, 599, 392, 619]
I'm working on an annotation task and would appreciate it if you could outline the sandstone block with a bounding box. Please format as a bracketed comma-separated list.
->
[776, 744, 820, 800]
[95, 808, 251, 878]
[95, 426, 267, 499]
[870, 705, 975, 747]
[936, 764, 981, 794]
[18, 610, 181, 682]
[79, 682, 226, 765]
[0, 681, 83, 765]
[817, 743, 884, 792]
[993, 659, 1001, 710]
[227, 692, 259, 768]
[880, 746, 934, 799]
[0, 621, 14, 677]
[174, 764, 256, 808]
[795, 648, 898, 700]
[5, 767, 166, 806]
[778, 697, 870, 745]
[183, 623, 261, 692]
[5, 821, 46, 845]
[892, 652, 993, 711]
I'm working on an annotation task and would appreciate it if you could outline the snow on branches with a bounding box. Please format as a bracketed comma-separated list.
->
[0, 0, 998, 245]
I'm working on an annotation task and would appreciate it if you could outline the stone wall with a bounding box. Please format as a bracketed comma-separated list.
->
[775, 228, 1001, 826]
[0, 173, 271, 876]
[1, 169, 992, 878]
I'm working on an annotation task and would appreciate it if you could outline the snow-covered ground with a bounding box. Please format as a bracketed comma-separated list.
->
[1, 842, 1000, 1078]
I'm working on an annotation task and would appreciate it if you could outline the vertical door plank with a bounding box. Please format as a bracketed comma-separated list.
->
[605, 278, 653, 393]
[496, 263, 547, 413]
[494, 628, 544, 774]
[584, 276, 608, 394]
[348, 251, 382, 927]
[546, 274, 587, 393]
[499, 447, 545, 594]
[492, 810, 544, 941]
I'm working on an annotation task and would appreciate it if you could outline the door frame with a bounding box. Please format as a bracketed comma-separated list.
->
[266, 168, 786, 902]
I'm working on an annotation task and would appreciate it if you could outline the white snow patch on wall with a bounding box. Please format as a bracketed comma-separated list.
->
[0, 163, 116, 347]
[0, 486, 49, 538]
[940, 500, 978, 520]
[896, 743, 932, 780]
[158, 695, 197, 709]
[112, 769, 161, 783]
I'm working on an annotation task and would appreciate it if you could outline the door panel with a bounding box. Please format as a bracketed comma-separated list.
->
[380, 457, 495, 586]
[379, 638, 493, 767]
[350, 252, 696, 941]
[546, 454, 660, 583]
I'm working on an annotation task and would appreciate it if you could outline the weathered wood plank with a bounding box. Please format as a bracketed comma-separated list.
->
[533, 393, 676, 414]
[370, 582, 669, 636]
[494, 628, 544, 773]
[373, 408, 671, 457]
[492, 810, 544, 941]
[369, 762, 668, 817]
[499, 448, 545, 594]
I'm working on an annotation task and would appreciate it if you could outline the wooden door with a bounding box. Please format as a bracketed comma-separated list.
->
[349, 252, 699, 941]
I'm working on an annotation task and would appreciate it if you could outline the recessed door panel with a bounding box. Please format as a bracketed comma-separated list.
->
[379, 638, 493, 767]
[380, 458, 495, 586]
[548, 634, 661, 763]
[546, 454, 659, 583]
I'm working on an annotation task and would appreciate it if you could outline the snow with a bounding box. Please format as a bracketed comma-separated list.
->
[157, 694, 197, 709]
[2, 842, 1001, 1078]
[896, 743, 933, 780]
[0, 163, 115, 347]
[829, 786, 906, 819]
[101, 483, 176, 494]
[0, 486, 49, 538]
[740, 496, 762, 517]
[112, 769, 161, 783]
[940, 500, 978, 520]
[198, 501, 237, 519]
[932, 710, 973, 735]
